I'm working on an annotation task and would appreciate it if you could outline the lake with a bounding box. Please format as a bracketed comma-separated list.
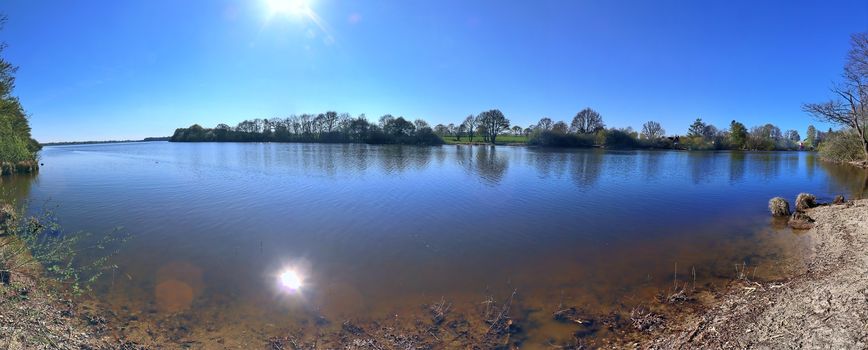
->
[2, 142, 866, 347]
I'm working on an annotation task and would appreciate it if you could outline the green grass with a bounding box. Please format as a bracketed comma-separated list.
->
[441, 135, 529, 144]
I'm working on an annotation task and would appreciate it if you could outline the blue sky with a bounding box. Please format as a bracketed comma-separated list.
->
[3, 0, 866, 142]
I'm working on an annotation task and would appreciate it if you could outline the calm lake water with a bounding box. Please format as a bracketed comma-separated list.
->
[2, 142, 867, 346]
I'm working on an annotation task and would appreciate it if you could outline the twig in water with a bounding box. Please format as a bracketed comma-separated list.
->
[692, 266, 696, 292]
[674, 262, 678, 290]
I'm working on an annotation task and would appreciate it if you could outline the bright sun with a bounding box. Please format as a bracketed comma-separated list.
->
[278, 269, 304, 291]
[266, 0, 312, 17]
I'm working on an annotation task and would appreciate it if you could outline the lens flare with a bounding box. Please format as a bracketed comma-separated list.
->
[266, 0, 312, 17]
[278, 269, 303, 291]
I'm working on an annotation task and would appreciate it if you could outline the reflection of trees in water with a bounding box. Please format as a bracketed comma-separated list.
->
[688, 152, 719, 184]
[805, 152, 816, 179]
[433, 147, 447, 167]
[0, 173, 34, 204]
[379, 146, 411, 174]
[729, 151, 746, 183]
[528, 150, 568, 179]
[747, 152, 780, 181]
[782, 152, 800, 176]
[570, 151, 603, 189]
[527, 149, 603, 189]
[349, 145, 370, 173]
[412, 146, 433, 171]
[454, 146, 509, 185]
[642, 151, 663, 181]
[818, 161, 868, 199]
[377, 145, 433, 175]
[474, 146, 508, 185]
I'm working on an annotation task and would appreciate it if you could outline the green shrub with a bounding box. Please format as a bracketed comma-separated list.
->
[818, 130, 864, 163]
[0, 115, 33, 163]
[527, 131, 595, 147]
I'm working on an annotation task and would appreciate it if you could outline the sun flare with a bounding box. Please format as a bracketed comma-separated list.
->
[278, 269, 304, 291]
[266, 0, 312, 17]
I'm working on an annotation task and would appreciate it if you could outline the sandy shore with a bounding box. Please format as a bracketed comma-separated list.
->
[643, 199, 868, 349]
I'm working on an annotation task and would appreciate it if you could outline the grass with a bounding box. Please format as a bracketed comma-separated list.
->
[441, 135, 529, 144]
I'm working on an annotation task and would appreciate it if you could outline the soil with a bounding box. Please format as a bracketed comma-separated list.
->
[641, 199, 868, 349]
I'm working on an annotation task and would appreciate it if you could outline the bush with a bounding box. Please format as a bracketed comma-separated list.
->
[818, 130, 865, 163]
[601, 129, 638, 149]
[527, 131, 595, 148]
[0, 116, 34, 164]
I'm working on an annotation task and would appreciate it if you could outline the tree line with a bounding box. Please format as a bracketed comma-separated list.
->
[173, 32, 867, 162]
[171, 112, 443, 145]
[506, 110, 819, 151]
[170, 108, 515, 146]
[0, 16, 40, 174]
[174, 106, 825, 152]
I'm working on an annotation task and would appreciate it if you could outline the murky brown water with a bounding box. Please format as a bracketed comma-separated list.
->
[2, 142, 866, 347]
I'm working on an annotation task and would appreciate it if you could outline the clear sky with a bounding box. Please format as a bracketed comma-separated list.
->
[3, 0, 867, 142]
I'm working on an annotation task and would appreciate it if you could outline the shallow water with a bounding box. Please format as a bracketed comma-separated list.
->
[2, 142, 866, 346]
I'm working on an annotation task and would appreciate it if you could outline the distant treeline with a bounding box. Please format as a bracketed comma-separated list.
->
[425, 107, 823, 151]
[41, 138, 169, 146]
[507, 110, 824, 151]
[171, 112, 450, 145]
[171, 107, 825, 152]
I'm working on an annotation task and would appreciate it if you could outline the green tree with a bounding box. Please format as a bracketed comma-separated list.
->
[729, 120, 748, 149]
[687, 118, 707, 138]
[0, 16, 39, 165]
[806, 125, 817, 149]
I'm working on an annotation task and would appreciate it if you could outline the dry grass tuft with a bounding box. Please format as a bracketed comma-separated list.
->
[795, 193, 818, 212]
[768, 197, 791, 217]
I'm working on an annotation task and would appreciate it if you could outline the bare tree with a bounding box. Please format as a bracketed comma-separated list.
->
[322, 111, 338, 132]
[571, 108, 605, 134]
[477, 109, 510, 144]
[640, 121, 665, 139]
[462, 114, 478, 141]
[537, 117, 553, 131]
[803, 32, 868, 160]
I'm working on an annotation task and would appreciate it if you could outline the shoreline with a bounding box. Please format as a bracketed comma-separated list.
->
[639, 199, 868, 348]
[1, 200, 866, 348]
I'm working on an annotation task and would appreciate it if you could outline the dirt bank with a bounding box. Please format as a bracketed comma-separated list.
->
[0, 280, 142, 349]
[643, 199, 868, 349]
[0, 205, 139, 349]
